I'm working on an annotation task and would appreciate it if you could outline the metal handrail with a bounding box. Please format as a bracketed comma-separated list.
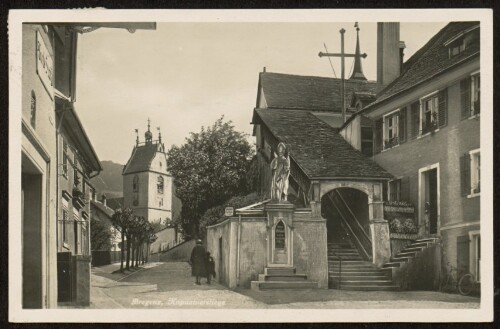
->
[333, 190, 371, 242]
[329, 250, 342, 290]
[328, 194, 372, 260]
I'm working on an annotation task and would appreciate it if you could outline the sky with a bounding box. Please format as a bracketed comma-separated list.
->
[75, 22, 447, 165]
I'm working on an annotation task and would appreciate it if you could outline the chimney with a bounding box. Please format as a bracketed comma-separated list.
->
[377, 22, 401, 87]
[263, 66, 266, 73]
[399, 41, 406, 74]
[102, 193, 107, 207]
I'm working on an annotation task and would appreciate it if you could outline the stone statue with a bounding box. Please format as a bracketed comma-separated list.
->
[271, 142, 290, 201]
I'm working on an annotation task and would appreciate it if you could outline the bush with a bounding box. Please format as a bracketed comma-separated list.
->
[199, 192, 265, 236]
[389, 218, 402, 233]
[389, 218, 418, 234]
[401, 218, 418, 234]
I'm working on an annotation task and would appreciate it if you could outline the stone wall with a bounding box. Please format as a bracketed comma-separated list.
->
[159, 239, 196, 262]
[292, 217, 328, 288]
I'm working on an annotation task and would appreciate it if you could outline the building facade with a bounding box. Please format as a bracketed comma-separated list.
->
[356, 22, 480, 281]
[20, 22, 156, 309]
[21, 24, 59, 309]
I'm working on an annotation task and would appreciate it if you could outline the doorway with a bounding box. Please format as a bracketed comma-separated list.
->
[218, 237, 223, 283]
[22, 156, 43, 308]
[419, 165, 439, 235]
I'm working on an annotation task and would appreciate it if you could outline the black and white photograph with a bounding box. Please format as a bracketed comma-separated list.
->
[8, 8, 493, 323]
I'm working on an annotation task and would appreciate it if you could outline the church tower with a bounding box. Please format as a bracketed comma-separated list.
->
[122, 120, 173, 224]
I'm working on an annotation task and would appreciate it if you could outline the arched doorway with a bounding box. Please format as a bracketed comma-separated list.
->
[321, 188, 372, 260]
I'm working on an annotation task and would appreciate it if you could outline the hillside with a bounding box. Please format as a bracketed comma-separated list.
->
[91, 160, 124, 198]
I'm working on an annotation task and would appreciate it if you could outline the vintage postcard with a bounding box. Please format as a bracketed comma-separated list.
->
[8, 8, 493, 322]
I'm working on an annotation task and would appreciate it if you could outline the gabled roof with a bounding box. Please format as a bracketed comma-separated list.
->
[258, 72, 379, 112]
[253, 108, 392, 180]
[365, 22, 479, 111]
[122, 143, 162, 175]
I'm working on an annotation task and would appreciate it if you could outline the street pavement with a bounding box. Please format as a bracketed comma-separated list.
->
[90, 261, 480, 309]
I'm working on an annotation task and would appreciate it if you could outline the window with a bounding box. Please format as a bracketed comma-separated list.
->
[421, 94, 439, 134]
[419, 89, 447, 135]
[62, 138, 68, 177]
[469, 232, 480, 282]
[382, 108, 406, 149]
[448, 37, 465, 58]
[361, 127, 373, 157]
[157, 176, 164, 194]
[471, 73, 480, 115]
[470, 150, 480, 195]
[30, 91, 36, 129]
[133, 175, 139, 192]
[73, 156, 80, 187]
[461, 73, 480, 118]
[388, 179, 401, 201]
[460, 149, 480, 197]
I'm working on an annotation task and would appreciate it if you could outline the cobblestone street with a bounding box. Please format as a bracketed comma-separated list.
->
[90, 262, 480, 309]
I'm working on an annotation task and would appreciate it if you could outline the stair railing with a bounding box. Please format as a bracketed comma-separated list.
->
[327, 192, 372, 260]
[334, 190, 371, 240]
[329, 251, 342, 290]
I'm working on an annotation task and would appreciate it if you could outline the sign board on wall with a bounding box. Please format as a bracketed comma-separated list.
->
[36, 30, 54, 99]
[224, 207, 234, 217]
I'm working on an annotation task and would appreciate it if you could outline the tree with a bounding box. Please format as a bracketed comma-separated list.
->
[90, 216, 113, 251]
[110, 208, 134, 272]
[199, 192, 264, 237]
[167, 117, 254, 238]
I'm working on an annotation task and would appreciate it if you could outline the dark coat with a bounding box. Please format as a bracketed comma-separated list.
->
[206, 256, 216, 277]
[190, 245, 207, 277]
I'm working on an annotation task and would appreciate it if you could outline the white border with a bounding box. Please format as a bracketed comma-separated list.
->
[8, 8, 494, 323]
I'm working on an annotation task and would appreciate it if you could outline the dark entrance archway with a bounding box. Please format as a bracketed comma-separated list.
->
[321, 188, 372, 260]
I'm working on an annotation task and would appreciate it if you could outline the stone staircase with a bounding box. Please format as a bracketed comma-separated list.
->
[382, 237, 440, 270]
[251, 267, 318, 290]
[328, 242, 399, 291]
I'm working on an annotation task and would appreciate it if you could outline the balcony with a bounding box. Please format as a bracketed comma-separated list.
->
[72, 187, 85, 211]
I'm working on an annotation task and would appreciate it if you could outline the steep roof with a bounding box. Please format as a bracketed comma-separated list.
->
[122, 143, 161, 175]
[366, 22, 479, 110]
[253, 108, 392, 180]
[106, 197, 124, 211]
[259, 72, 379, 112]
[91, 200, 114, 218]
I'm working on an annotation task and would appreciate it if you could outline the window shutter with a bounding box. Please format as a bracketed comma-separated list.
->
[461, 78, 471, 119]
[438, 88, 448, 127]
[399, 107, 407, 143]
[410, 101, 420, 139]
[374, 118, 383, 154]
[456, 235, 470, 277]
[460, 153, 471, 196]
[400, 176, 410, 201]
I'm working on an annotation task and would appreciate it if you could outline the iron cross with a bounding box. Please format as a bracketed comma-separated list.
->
[319, 24, 367, 123]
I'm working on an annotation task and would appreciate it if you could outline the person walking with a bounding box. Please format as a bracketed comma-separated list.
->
[190, 239, 206, 285]
[205, 251, 216, 284]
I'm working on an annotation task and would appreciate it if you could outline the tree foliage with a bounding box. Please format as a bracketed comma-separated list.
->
[90, 216, 113, 251]
[199, 192, 265, 237]
[167, 117, 254, 238]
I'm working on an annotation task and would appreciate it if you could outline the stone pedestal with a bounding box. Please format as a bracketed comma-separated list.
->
[72, 254, 91, 306]
[264, 201, 295, 267]
[369, 219, 391, 267]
